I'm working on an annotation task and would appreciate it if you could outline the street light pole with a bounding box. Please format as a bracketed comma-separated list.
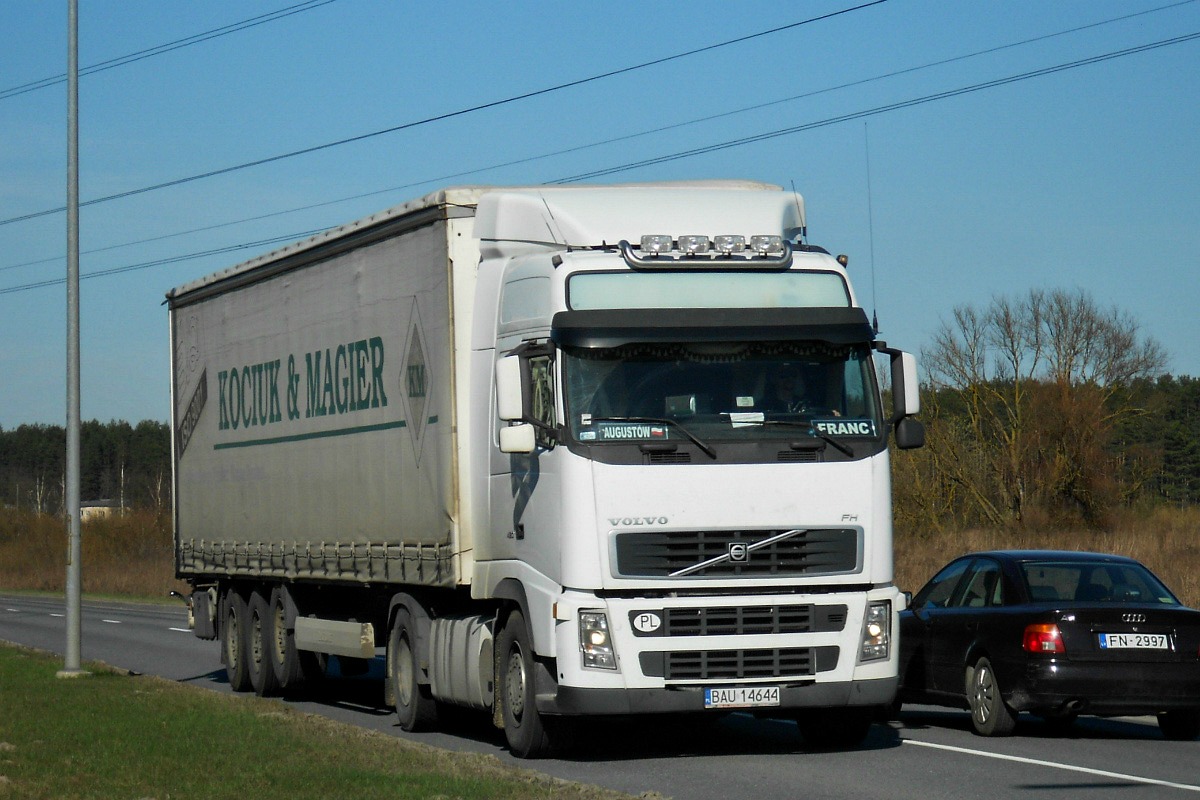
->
[59, 0, 85, 680]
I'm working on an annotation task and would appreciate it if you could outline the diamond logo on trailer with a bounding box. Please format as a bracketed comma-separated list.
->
[401, 299, 431, 461]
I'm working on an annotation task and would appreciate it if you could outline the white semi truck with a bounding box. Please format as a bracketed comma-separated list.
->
[167, 181, 924, 757]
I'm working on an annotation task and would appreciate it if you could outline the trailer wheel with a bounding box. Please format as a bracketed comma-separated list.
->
[267, 586, 309, 691]
[498, 609, 556, 758]
[388, 608, 437, 731]
[221, 588, 253, 692]
[248, 590, 281, 697]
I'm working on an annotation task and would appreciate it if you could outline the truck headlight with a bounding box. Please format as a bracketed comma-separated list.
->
[859, 601, 890, 662]
[579, 611, 617, 670]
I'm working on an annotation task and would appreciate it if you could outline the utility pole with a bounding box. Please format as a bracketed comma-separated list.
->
[59, 0, 86, 680]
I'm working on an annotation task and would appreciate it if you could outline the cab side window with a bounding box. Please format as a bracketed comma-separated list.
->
[528, 354, 557, 447]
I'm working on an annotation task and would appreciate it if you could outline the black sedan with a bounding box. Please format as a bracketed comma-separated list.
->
[897, 550, 1200, 739]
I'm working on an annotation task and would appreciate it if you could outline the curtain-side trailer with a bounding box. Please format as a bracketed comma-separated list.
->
[167, 181, 925, 757]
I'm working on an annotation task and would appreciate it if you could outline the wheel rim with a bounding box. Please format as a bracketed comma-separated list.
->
[272, 602, 287, 667]
[225, 608, 240, 668]
[972, 664, 995, 725]
[395, 635, 414, 707]
[505, 644, 527, 723]
[250, 611, 266, 671]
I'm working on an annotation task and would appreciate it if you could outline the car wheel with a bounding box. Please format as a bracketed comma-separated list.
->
[796, 707, 875, 749]
[1158, 710, 1200, 741]
[965, 656, 1016, 736]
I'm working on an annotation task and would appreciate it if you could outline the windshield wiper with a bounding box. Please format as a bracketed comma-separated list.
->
[586, 416, 717, 459]
[721, 415, 855, 457]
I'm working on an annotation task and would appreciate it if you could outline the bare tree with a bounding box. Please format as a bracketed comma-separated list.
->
[917, 288, 1165, 528]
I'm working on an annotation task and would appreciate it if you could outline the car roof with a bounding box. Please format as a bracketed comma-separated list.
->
[962, 550, 1139, 565]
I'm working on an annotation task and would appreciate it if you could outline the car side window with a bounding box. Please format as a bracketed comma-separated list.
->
[914, 559, 971, 609]
[957, 560, 1003, 608]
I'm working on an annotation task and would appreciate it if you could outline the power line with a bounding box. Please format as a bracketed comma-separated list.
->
[0, 1, 341, 102]
[3, 7, 1196, 285]
[5, 30, 1196, 298]
[0, 231, 325, 296]
[552, 31, 1200, 183]
[0, 1, 888, 229]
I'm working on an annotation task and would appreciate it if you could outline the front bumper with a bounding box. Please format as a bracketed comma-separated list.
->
[542, 675, 898, 716]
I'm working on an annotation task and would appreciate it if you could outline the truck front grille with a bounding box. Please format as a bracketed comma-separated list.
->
[613, 528, 859, 578]
[661, 604, 847, 636]
[639, 646, 839, 680]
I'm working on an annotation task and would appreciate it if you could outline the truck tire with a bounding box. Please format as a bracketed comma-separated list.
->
[498, 609, 556, 758]
[267, 586, 307, 691]
[388, 607, 437, 731]
[221, 588, 253, 692]
[248, 590, 281, 697]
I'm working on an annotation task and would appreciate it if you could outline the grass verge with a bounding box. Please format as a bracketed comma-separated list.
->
[0, 644, 637, 800]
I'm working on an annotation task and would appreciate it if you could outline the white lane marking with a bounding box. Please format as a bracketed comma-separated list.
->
[5, 608, 18, 612]
[168, 627, 191, 633]
[50, 613, 64, 618]
[101, 619, 122, 624]
[904, 739, 1200, 792]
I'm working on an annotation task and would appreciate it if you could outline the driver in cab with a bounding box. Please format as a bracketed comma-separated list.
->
[762, 366, 840, 416]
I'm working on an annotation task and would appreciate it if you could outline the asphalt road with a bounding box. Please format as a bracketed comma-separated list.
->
[3, 593, 1198, 799]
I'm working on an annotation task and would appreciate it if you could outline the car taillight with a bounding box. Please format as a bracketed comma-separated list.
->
[1023, 623, 1065, 654]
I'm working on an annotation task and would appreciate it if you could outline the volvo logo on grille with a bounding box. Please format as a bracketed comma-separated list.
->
[1121, 613, 1146, 623]
[728, 543, 749, 562]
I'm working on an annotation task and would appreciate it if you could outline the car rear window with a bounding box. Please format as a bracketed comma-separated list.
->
[1021, 561, 1179, 605]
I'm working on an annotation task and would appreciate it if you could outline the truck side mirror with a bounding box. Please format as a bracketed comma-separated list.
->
[891, 351, 921, 418]
[496, 356, 525, 421]
[894, 416, 925, 450]
[499, 424, 536, 454]
[496, 355, 537, 453]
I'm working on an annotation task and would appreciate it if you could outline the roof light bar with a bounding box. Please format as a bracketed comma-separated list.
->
[619, 236, 793, 271]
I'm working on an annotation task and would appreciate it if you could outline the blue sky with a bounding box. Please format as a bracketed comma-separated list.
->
[2, 0, 1198, 428]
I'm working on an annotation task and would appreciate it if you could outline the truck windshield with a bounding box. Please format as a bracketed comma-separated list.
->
[562, 342, 882, 445]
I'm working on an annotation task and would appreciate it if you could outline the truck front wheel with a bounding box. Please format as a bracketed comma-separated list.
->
[388, 607, 437, 731]
[497, 609, 560, 758]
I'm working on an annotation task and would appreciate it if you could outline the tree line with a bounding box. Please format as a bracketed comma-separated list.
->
[2, 288, 1197, 526]
[893, 288, 1199, 532]
[0, 420, 169, 513]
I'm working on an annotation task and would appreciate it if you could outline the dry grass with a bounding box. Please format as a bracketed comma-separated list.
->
[0, 508, 189, 599]
[2, 505, 1197, 609]
[895, 505, 1200, 607]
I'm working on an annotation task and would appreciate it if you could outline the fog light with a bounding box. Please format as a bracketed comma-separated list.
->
[640, 235, 673, 255]
[714, 235, 746, 254]
[677, 235, 710, 255]
[859, 601, 890, 662]
[580, 610, 616, 670]
[749, 235, 784, 256]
